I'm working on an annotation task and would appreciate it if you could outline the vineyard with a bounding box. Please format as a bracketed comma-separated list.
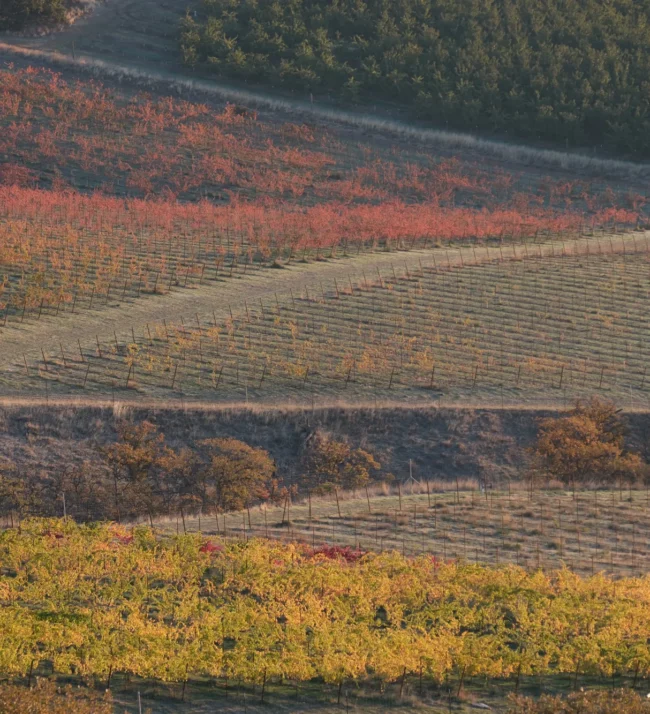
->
[2, 518, 650, 710]
[9, 232, 650, 407]
[0, 66, 642, 334]
[0, 65, 647, 413]
[1, 17, 650, 714]
[1, 66, 645, 207]
[2, 185, 611, 326]
[161, 482, 650, 579]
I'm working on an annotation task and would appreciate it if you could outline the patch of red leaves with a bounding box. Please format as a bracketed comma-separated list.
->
[43, 530, 64, 539]
[309, 545, 366, 563]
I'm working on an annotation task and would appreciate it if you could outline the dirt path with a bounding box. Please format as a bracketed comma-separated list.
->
[5, 0, 188, 67]
[0, 394, 648, 412]
[0, 233, 643, 367]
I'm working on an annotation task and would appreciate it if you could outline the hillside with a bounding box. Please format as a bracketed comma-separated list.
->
[182, 0, 650, 155]
[1, 4, 650, 714]
[0, 63, 645, 410]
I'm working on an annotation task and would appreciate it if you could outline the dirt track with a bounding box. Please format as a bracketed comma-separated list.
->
[6, 0, 189, 68]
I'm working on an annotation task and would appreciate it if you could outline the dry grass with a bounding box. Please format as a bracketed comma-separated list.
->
[155, 484, 650, 578]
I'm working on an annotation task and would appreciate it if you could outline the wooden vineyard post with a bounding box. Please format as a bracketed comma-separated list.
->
[398, 481, 402, 511]
[426, 480, 431, 508]
[281, 496, 288, 525]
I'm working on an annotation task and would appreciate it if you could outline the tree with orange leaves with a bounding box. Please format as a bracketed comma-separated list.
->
[531, 398, 645, 490]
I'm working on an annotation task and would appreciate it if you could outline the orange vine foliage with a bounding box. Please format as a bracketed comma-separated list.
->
[0, 65, 642, 317]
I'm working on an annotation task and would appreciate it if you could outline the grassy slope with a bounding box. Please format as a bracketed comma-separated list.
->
[156, 483, 650, 579]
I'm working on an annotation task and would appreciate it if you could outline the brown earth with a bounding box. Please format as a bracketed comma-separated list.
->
[1, 401, 649, 487]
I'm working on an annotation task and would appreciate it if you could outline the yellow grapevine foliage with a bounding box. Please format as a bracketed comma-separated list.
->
[0, 519, 649, 687]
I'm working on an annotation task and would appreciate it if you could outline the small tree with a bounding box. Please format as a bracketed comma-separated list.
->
[103, 420, 166, 523]
[531, 398, 644, 490]
[303, 435, 381, 492]
[199, 438, 275, 512]
[156, 445, 201, 518]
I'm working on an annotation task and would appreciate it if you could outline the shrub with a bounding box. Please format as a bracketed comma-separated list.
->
[530, 398, 645, 489]
[0, 0, 67, 30]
